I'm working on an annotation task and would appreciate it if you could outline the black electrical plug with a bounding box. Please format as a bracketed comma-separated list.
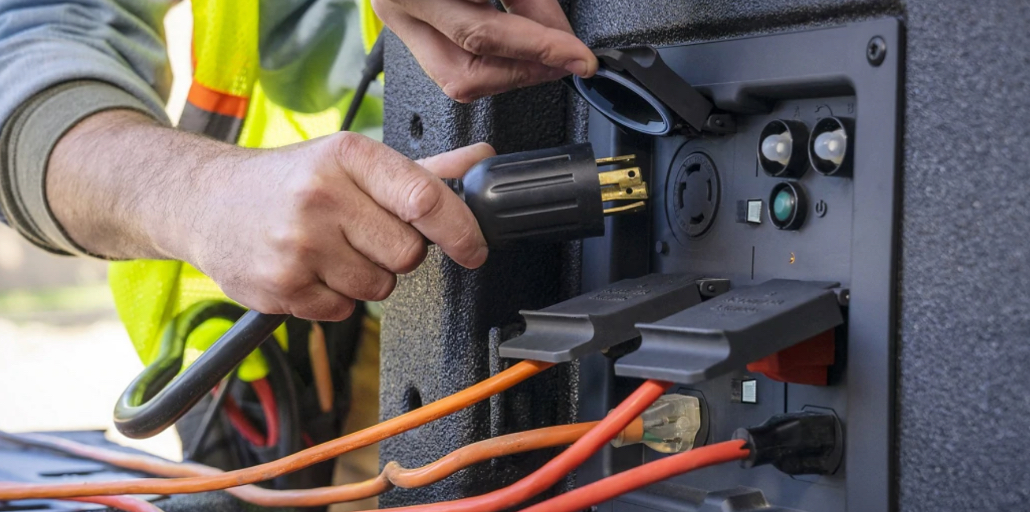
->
[444, 142, 646, 247]
[733, 411, 843, 475]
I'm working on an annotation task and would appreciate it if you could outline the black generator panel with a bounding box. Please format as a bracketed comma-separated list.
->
[580, 18, 902, 508]
[577, 19, 901, 512]
[380, 1, 1030, 510]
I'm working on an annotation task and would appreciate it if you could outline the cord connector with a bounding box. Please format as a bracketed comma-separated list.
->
[733, 411, 843, 475]
[612, 394, 702, 453]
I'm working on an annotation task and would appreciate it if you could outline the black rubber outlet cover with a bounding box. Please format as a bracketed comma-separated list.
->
[498, 273, 703, 363]
[616, 279, 843, 383]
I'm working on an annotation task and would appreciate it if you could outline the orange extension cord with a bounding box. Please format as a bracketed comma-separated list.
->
[522, 439, 751, 512]
[0, 360, 553, 501]
[1, 422, 601, 507]
[378, 379, 673, 512]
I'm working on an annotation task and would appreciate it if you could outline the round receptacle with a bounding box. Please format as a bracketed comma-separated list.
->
[667, 152, 720, 240]
[574, 67, 676, 136]
[768, 182, 808, 230]
[809, 117, 853, 176]
[758, 120, 809, 178]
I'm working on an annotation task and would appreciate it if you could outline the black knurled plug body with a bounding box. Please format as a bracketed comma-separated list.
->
[445, 143, 605, 247]
[733, 411, 843, 475]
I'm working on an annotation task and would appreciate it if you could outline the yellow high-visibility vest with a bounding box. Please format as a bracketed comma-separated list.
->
[108, 0, 384, 381]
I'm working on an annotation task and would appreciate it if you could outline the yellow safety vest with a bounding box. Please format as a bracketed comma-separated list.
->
[108, 0, 384, 381]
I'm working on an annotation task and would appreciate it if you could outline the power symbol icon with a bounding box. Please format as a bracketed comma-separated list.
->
[814, 200, 828, 218]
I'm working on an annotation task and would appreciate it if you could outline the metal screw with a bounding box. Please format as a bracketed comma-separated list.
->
[706, 283, 716, 293]
[837, 288, 851, 306]
[655, 241, 669, 255]
[867, 36, 887, 66]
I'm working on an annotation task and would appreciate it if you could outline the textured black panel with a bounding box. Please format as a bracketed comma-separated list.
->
[382, 1, 1030, 510]
[899, 0, 1030, 509]
[573, 0, 901, 47]
[378, 30, 580, 508]
[151, 492, 273, 512]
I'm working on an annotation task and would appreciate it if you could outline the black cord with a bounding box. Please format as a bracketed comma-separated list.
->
[184, 369, 238, 460]
[341, 33, 385, 132]
[114, 306, 288, 439]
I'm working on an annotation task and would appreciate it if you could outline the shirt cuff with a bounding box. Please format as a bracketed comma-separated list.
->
[0, 81, 160, 257]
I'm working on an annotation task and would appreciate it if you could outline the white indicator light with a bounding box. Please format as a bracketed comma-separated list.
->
[761, 132, 793, 166]
[814, 128, 847, 165]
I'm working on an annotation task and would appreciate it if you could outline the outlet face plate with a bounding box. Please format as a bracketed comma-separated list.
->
[655, 97, 856, 284]
[579, 18, 902, 512]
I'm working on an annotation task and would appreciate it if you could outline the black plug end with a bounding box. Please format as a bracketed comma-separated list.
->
[733, 411, 843, 475]
[461, 143, 603, 246]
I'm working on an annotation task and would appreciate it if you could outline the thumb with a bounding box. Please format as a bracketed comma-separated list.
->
[418, 142, 496, 179]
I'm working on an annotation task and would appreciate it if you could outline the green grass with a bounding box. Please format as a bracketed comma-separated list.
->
[0, 285, 114, 314]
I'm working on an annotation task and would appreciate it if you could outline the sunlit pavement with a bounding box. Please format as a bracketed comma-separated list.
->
[0, 317, 182, 461]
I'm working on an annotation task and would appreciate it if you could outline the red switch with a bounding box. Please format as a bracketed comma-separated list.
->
[746, 329, 836, 386]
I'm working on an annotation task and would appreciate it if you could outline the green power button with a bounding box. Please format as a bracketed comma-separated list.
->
[772, 188, 796, 223]
[768, 182, 807, 230]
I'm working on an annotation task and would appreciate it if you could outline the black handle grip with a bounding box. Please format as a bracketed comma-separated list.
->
[113, 304, 288, 439]
[460, 142, 604, 246]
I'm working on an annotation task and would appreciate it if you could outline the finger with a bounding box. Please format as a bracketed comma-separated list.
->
[397, 0, 596, 76]
[417, 142, 496, 179]
[379, 9, 564, 102]
[319, 243, 399, 302]
[501, 0, 574, 33]
[332, 133, 488, 268]
[283, 286, 357, 322]
[236, 278, 354, 322]
[341, 194, 428, 274]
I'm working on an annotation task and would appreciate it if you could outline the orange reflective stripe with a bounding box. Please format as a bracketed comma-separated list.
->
[187, 81, 249, 119]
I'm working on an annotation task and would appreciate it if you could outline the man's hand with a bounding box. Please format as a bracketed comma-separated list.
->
[47, 110, 494, 321]
[372, 0, 597, 102]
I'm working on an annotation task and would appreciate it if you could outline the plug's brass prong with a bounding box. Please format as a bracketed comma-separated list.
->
[600, 182, 649, 202]
[598, 168, 643, 187]
[603, 201, 647, 215]
[595, 154, 636, 166]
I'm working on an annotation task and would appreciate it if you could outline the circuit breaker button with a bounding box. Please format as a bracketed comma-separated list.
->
[498, 273, 704, 363]
[747, 329, 836, 386]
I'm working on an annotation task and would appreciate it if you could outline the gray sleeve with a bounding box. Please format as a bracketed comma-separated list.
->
[0, 0, 176, 256]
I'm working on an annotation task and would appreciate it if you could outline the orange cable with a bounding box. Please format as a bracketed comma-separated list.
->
[2, 421, 603, 508]
[377, 379, 672, 512]
[0, 360, 553, 500]
[519, 439, 751, 512]
[308, 322, 335, 413]
[0, 483, 164, 512]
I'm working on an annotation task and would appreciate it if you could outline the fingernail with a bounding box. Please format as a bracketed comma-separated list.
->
[472, 245, 489, 267]
[564, 60, 589, 77]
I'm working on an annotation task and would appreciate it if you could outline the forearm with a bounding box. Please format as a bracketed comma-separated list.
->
[47, 110, 490, 321]
[47, 110, 244, 260]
